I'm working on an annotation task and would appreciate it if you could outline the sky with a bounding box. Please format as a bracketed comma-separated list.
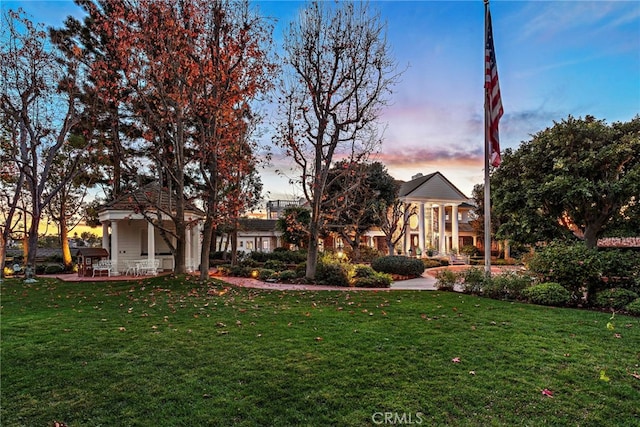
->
[4, 0, 640, 203]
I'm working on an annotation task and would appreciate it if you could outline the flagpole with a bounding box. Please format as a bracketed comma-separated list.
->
[483, 0, 492, 276]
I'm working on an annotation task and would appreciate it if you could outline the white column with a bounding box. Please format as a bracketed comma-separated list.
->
[427, 205, 434, 251]
[418, 202, 425, 256]
[147, 221, 155, 262]
[438, 204, 446, 254]
[102, 222, 109, 250]
[111, 220, 119, 274]
[451, 204, 459, 254]
[193, 223, 201, 270]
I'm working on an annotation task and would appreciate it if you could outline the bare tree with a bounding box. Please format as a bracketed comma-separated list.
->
[1, 9, 84, 272]
[275, 1, 400, 279]
[373, 199, 417, 256]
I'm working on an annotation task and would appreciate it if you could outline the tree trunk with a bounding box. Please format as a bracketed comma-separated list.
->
[230, 226, 238, 266]
[199, 216, 214, 281]
[387, 241, 395, 256]
[59, 203, 73, 269]
[26, 212, 40, 271]
[0, 233, 6, 279]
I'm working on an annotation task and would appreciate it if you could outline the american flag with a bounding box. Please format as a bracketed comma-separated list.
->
[485, 5, 503, 168]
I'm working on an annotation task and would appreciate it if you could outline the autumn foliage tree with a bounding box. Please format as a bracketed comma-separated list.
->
[276, 1, 400, 279]
[68, 0, 274, 275]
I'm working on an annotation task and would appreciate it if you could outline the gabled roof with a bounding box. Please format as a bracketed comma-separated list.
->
[75, 247, 109, 257]
[98, 183, 204, 216]
[398, 171, 469, 202]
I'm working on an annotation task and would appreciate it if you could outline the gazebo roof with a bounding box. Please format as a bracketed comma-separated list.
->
[98, 183, 204, 216]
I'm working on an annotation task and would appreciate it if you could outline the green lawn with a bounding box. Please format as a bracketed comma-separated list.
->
[1, 275, 639, 426]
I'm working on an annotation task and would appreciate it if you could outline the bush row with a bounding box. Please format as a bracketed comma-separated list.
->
[434, 266, 640, 315]
[371, 256, 425, 277]
[527, 242, 640, 302]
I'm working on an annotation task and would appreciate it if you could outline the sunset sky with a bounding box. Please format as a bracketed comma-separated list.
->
[5, 0, 640, 202]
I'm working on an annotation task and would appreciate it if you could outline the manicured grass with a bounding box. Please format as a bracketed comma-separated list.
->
[1, 275, 639, 426]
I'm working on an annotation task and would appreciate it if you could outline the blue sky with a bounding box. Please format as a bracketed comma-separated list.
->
[4, 0, 640, 201]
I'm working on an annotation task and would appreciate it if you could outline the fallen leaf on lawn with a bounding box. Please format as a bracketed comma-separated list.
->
[118, 327, 126, 332]
[451, 357, 461, 363]
[606, 322, 615, 331]
[421, 314, 427, 319]
[600, 370, 610, 382]
[541, 388, 553, 398]
[315, 336, 323, 341]
[469, 371, 476, 375]
[614, 333, 621, 338]
[564, 353, 570, 357]
[630, 371, 640, 380]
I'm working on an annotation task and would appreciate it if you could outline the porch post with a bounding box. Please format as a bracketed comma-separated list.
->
[418, 202, 425, 256]
[102, 222, 109, 251]
[451, 204, 459, 254]
[111, 220, 119, 274]
[438, 204, 446, 254]
[147, 221, 155, 262]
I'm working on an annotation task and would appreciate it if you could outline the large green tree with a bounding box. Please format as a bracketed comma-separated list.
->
[323, 161, 397, 261]
[492, 115, 640, 248]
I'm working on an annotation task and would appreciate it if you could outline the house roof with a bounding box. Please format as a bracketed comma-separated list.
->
[238, 218, 278, 232]
[398, 171, 469, 202]
[75, 247, 109, 257]
[98, 183, 204, 216]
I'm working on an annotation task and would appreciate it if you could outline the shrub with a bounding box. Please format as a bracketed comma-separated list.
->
[216, 264, 232, 275]
[625, 298, 640, 316]
[349, 245, 382, 263]
[44, 264, 65, 274]
[316, 262, 351, 287]
[422, 259, 441, 269]
[278, 270, 298, 282]
[295, 262, 307, 278]
[435, 269, 459, 291]
[460, 267, 487, 295]
[371, 256, 425, 277]
[523, 282, 571, 307]
[593, 288, 639, 310]
[264, 259, 286, 271]
[258, 268, 276, 281]
[598, 249, 640, 294]
[527, 242, 601, 301]
[249, 251, 269, 262]
[460, 245, 480, 256]
[352, 272, 392, 288]
[238, 258, 259, 268]
[484, 271, 533, 301]
[354, 265, 376, 278]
